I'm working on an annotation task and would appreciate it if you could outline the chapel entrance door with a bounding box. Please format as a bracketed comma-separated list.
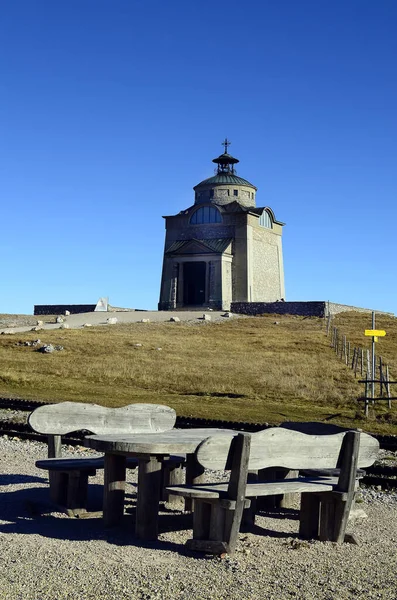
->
[183, 262, 206, 306]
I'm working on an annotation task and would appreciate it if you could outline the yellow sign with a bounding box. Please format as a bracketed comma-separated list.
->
[364, 330, 386, 337]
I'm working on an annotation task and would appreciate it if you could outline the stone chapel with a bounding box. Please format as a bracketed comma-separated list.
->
[158, 141, 285, 311]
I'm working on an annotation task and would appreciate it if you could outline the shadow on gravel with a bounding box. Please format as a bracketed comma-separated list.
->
[0, 485, 302, 555]
[0, 474, 46, 485]
[0, 485, 194, 556]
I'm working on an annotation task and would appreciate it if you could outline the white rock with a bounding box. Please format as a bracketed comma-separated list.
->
[36, 320, 44, 326]
[169, 317, 180, 322]
[222, 312, 232, 318]
[107, 317, 118, 325]
[64, 310, 70, 316]
[133, 343, 143, 347]
[31, 326, 42, 332]
[140, 319, 150, 323]
[2, 329, 15, 335]
[202, 314, 211, 321]
[56, 316, 64, 323]
[61, 323, 70, 329]
[156, 347, 162, 351]
[83, 323, 92, 327]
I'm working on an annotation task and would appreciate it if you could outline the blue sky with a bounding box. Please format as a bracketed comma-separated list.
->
[1, 1, 396, 315]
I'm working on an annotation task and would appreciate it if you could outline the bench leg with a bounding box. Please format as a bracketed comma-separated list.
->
[49, 471, 68, 506]
[299, 493, 320, 539]
[242, 471, 257, 528]
[320, 494, 355, 543]
[136, 456, 163, 541]
[103, 454, 127, 527]
[192, 500, 212, 540]
[67, 471, 89, 513]
[280, 469, 300, 509]
[162, 463, 185, 508]
[185, 455, 205, 512]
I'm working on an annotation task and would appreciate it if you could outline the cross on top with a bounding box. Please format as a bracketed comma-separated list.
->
[222, 138, 231, 153]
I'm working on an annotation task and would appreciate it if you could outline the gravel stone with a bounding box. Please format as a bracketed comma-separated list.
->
[0, 436, 396, 599]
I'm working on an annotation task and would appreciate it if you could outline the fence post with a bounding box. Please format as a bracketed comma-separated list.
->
[364, 373, 369, 418]
[379, 356, 383, 397]
[386, 365, 392, 409]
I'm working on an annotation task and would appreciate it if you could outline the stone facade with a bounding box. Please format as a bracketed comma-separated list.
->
[159, 147, 285, 311]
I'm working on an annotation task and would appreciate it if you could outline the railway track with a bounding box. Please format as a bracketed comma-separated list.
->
[1, 396, 396, 488]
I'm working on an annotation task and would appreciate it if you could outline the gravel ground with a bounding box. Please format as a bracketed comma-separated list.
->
[0, 437, 397, 600]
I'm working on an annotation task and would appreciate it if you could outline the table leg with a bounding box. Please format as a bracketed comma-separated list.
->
[136, 456, 163, 541]
[103, 453, 127, 527]
[185, 454, 205, 512]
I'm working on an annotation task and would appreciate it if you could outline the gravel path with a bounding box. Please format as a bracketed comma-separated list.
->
[0, 310, 242, 335]
[0, 437, 397, 599]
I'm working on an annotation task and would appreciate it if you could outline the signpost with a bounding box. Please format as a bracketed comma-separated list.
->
[364, 313, 386, 402]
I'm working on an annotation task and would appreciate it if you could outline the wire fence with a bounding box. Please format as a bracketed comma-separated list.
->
[325, 315, 396, 417]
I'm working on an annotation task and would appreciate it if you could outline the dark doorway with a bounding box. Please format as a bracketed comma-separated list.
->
[183, 262, 206, 305]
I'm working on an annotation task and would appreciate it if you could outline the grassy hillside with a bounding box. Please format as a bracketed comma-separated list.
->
[0, 312, 396, 434]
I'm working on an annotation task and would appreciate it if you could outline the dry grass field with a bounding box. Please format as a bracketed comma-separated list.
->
[0, 312, 396, 434]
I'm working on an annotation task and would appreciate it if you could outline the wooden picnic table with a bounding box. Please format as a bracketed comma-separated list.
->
[85, 428, 237, 541]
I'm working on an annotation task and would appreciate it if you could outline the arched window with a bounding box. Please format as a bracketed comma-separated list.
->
[259, 210, 272, 229]
[190, 206, 222, 225]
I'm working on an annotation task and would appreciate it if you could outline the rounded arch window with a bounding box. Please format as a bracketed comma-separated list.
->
[259, 210, 272, 229]
[190, 206, 222, 225]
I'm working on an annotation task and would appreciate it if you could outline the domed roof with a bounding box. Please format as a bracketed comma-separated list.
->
[194, 141, 257, 190]
[194, 173, 256, 189]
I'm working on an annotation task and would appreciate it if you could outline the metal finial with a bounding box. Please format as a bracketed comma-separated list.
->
[222, 138, 231, 154]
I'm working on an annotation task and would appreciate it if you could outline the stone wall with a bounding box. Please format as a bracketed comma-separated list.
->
[34, 304, 97, 315]
[231, 301, 327, 317]
[230, 301, 394, 318]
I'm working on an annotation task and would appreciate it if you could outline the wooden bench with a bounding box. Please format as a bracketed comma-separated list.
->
[166, 427, 379, 555]
[29, 402, 182, 514]
[271, 421, 367, 509]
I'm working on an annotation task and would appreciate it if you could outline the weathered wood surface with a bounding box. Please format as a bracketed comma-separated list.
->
[167, 428, 379, 553]
[29, 402, 176, 435]
[280, 421, 352, 435]
[85, 428, 236, 455]
[196, 428, 379, 472]
[85, 429, 235, 540]
[167, 478, 336, 499]
[35, 456, 140, 471]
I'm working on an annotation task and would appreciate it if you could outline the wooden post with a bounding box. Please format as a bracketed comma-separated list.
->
[379, 356, 383, 396]
[366, 350, 374, 405]
[347, 341, 350, 366]
[326, 314, 332, 336]
[136, 455, 163, 540]
[386, 365, 392, 409]
[352, 348, 357, 375]
[47, 434, 65, 506]
[332, 431, 360, 543]
[360, 348, 364, 377]
[185, 454, 205, 512]
[364, 373, 369, 418]
[103, 454, 127, 527]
